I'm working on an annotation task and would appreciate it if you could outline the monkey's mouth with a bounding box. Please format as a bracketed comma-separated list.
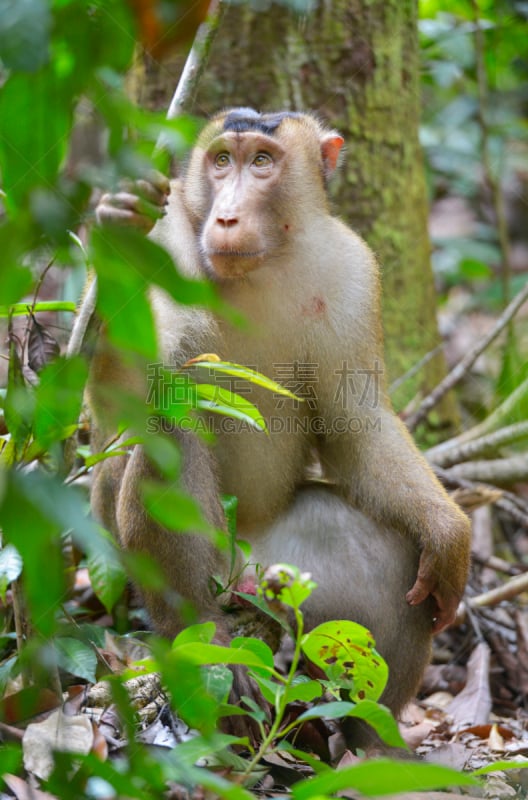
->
[207, 248, 266, 259]
[204, 248, 266, 277]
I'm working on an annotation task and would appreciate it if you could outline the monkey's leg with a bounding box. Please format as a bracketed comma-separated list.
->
[249, 486, 433, 740]
[91, 453, 127, 538]
[112, 440, 269, 738]
[114, 439, 229, 637]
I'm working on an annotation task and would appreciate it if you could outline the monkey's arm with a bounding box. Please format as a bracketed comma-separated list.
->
[314, 234, 471, 630]
[318, 405, 470, 631]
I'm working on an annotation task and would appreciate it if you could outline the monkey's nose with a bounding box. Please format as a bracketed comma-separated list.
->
[216, 215, 239, 228]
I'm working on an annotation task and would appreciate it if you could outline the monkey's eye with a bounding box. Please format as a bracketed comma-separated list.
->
[253, 152, 273, 168]
[214, 152, 231, 168]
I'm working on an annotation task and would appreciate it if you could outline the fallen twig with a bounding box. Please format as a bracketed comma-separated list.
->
[405, 278, 528, 431]
[470, 572, 528, 610]
[427, 420, 528, 467]
[435, 466, 528, 529]
[445, 454, 528, 485]
[428, 376, 528, 462]
[472, 554, 524, 577]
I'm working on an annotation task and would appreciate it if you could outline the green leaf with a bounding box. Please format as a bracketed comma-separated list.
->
[122, 550, 168, 593]
[95, 267, 157, 360]
[196, 385, 267, 431]
[33, 354, 87, 450]
[0, 0, 51, 72]
[91, 224, 219, 311]
[0, 744, 23, 787]
[58, 622, 107, 650]
[55, 637, 97, 683]
[283, 679, 324, 704]
[231, 636, 275, 673]
[191, 361, 300, 399]
[197, 398, 267, 431]
[496, 330, 528, 402]
[173, 622, 216, 647]
[0, 656, 18, 696]
[172, 641, 270, 670]
[221, 494, 239, 570]
[0, 437, 16, 468]
[83, 448, 131, 468]
[222, 495, 238, 538]
[250, 674, 284, 705]
[4, 337, 34, 454]
[1, 471, 125, 635]
[344, 700, 406, 748]
[472, 760, 528, 775]
[459, 258, 492, 280]
[0, 221, 33, 305]
[0, 471, 66, 637]
[297, 699, 405, 748]
[55, 751, 156, 800]
[139, 428, 182, 482]
[0, 70, 72, 210]
[203, 663, 233, 704]
[141, 480, 216, 537]
[167, 732, 246, 771]
[87, 531, 127, 614]
[152, 642, 219, 735]
[301, 620, 388, 702]
[293, 758, 478, 799]
[163, 756, 261, 800]
[296, 699, 355, 722]
[0, 544, 23, 601]
[79, 0, 135, 73]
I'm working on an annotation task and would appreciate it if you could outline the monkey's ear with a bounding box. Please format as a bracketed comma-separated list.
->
[321, 134, 345, 176]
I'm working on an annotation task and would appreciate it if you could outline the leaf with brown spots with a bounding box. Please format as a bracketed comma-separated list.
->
[301, 620, 388, 702]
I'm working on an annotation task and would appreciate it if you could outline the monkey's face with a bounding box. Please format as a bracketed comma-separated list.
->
[199, 131, 290, 279]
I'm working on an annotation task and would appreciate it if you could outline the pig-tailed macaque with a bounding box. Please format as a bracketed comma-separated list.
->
[89, 108, 472, 736]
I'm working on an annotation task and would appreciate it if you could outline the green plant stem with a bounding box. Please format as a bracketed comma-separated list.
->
[0, 301, 77, 317]
[239, 605, 305, 781]
[12, 581, 27, 662]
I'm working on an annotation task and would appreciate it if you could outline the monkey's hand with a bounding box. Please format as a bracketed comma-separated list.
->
[406, 547, 463, 633]
[95, 171, 170, 233]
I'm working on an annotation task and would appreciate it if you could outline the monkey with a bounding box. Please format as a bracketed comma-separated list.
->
[87, 108, 472, 740]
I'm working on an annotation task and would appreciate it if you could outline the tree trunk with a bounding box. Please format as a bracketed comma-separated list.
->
[190, 0, 452, 417]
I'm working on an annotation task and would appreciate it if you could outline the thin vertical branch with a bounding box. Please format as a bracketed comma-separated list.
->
[12, 580, 29, 687]
[167, 0, 224, 119]
[69, 1, 226, 360]
[155, 0, 224, 156]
